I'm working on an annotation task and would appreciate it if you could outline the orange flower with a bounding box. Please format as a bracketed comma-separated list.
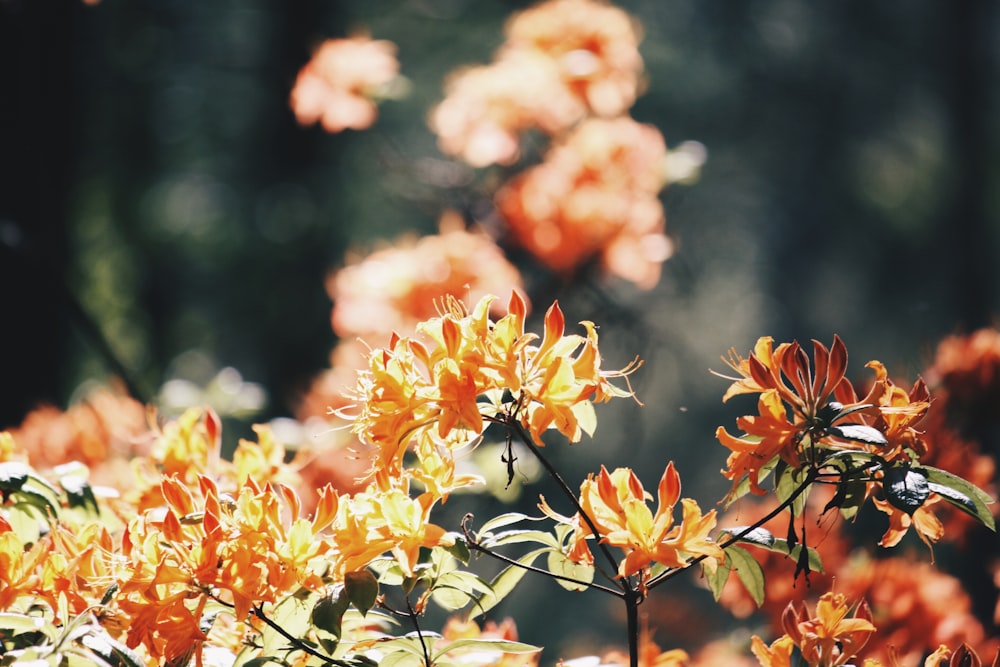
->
[504, 0, 645, 117]
[430, 50, 584, 166]
[325, 483, 452, 578]
[347, 291, 640, 492]
[543, 463, 723, 583]
[495, 116, 670, 288]
[118, 475, 333, 660]
[713, 337, 929, 497]
[4, 383, 150, 488]
[290, 35, 399, 133]
[872, 493, 945, 552]
[326, 214, 527, 343]
[751, 634, 796, 667]
[833, 554, 998, 666]
[777, 592, 876, 667]
[715, 389, 802, 495]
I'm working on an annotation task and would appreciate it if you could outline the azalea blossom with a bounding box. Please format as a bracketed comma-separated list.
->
[495, 116, 670, 288]
[326, 213, 527, 343]
[290, 35, 399, 133]
[345, 291, 640, 493]
[713, 336, 929, 497]
[541, 462, 723, 585]
[751, 593, 875, 667]
[504, 0, 645, 117]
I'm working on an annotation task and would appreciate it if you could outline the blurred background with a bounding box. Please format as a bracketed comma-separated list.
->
[2, 0, 998, 660]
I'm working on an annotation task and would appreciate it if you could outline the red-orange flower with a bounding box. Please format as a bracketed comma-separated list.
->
[326, 214, 527, 344]
[290, 35, 399, 133]
[495, 116, 670, 287]
[504, 0, 645, 117]
[430, 50, 584, 167]
[772, 592, 876, 667]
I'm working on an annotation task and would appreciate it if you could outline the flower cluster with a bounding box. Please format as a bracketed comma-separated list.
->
[426, 0, 683, 287]
[541, 463, 723, 586]
[712, 335, 959, 551]
[430, 0, 644, 166]
[346, 290, 640, 493]
[751, 593, 876, 667]
[289, 34, 400, 133]
[495, 116, 673, 288]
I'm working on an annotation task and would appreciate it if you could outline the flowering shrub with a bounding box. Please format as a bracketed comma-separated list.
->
[4, 1, 998, 666]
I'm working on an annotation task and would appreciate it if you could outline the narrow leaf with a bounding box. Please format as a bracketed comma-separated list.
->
[475, 512, 534, 536]
[828, 424, 888, 446]
[727, 545, 766, 607]
[721, 526, 774, 548]
[702, 552, 731, 602]
[472, 548, 546, 617]
[922, 466, 996, 531]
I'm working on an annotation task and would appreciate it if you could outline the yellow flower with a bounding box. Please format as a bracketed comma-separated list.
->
[545, 463, 723, 582]
[348, 291, 640, 496]
[781, 592, 876, 667]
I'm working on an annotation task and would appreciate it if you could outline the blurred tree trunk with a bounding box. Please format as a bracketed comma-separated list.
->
[940, 0, 999, 634]
[939, 0, 996, 332]
[0, 0, 77, 428]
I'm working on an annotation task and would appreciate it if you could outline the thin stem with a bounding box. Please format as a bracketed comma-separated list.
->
[250, 604, 349, 667]
[462, 517, 624, 597]
[507, 417, 625, 587]
[405, 594, 432, 667]
[645, 466, 819, 591]
[624, 588, 640, 667]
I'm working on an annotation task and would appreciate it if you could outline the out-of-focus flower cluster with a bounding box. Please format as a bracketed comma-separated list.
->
[429, 0, 692, 288]
[430, 0, 645, 166]
[290, 34, 401, 133]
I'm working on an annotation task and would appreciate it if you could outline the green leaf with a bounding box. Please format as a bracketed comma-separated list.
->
[727, 545, 765, 607]
[60, 476, 100, 515]
[479, 529, 559, 549]
[312, 587, 350, 639]
[828, 424, 888, 446]
[775, 465, 810, 517]
[80, 632, 147, 667]
[235, 658, 286, 667]
[11, 489, 61, 523]
[829, 477, 869, 522]
[378, 651, 425, 667]
[547, 549, 594, 592]
[0, 613, 52, 636]
[430, 571, 493, 611]
[721, 526, 774, 548]
[344, 571, 379, 617]
[433, 637, 540, 660]
[702, 553, 731, 602]
[259, 593, 313, 656]
[0, 462, 31, 494]
[442, 534, 471, 565]
[474, 512, 534, 536]
[883, 465, 930, 515]
[472, 548, 546, 617]
[922, 465, 996, 531]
